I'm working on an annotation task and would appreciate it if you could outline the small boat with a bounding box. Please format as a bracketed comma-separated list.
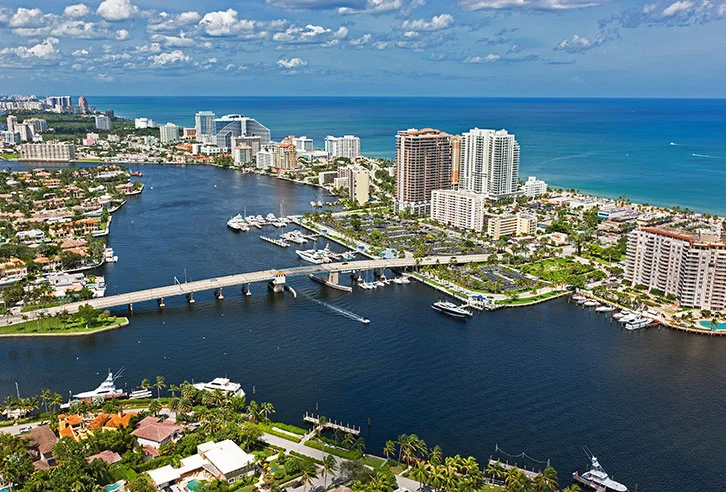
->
[400, 276, 411, 284]
[618, 313, 639, 324]
[266, 213, 276, 221]
[129, 389, 152, 399]
[573, 453, 628, 492]
[612, 311, 627, 320]
[129, 170, 143, 177]
[431, 300, 473, 319]
[595, 305, 615, 312]
[227, 214, 250, 231]
[361, 318, 371, 324]
[572, 294, 586, 301]
[584, 300, 600, 307]
[193, 377, 246, 397]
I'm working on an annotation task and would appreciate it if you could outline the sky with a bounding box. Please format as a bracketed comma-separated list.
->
[0, 0, 724, 97]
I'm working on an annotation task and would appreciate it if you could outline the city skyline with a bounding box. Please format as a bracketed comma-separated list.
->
[0, 0, 724, 98]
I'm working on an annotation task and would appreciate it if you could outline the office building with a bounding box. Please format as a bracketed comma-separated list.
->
[487, 213, 537, 240]
[213, 114, 271, 149]
[293, 136, 313, 152]
[523, 176, 547, 198]
[78, 96, 89, 114]
[6, 115, 17, 133]
[325, 135, 360, 159]
[431, 189, 487, 231]
[195, 111, 216, 142]
[394, 128, 453, 216]
[95, 115, 111, 131]
[625, 226, 726, 311]
[231, 136, 262, 156]
[159, 123, 180, 143]
[461, 128, 520, 200]
[134, 118, 156, 129]
[337, 165, 370, 206]
[19, 143, 76, 162]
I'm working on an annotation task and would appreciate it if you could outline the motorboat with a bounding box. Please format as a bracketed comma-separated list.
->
[227, 214, 250, 231]
[625, 317, 650, 331]
[595, 305, 615, 312]
[431, 300, 473, 319]
[104, 247, 118, 263]
[584, 300, 600, 307]
[73, 369, 125, 400]
[573, 454, 628, 492]
[296, 244, 332, 264]
[193, 377, 246, 397]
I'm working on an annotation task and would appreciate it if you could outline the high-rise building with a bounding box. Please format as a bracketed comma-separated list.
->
[461, 128, 520, 200]
[78, 96, 89, 114]
[325, 135, 360, 159]
[195, 111, 216, 142]
[213, 114, 271, 149]
[19, 143, 76, 162]
[105, 110, 114, 120]
[231, 136, 261, 156]
[293, 136, 313, 152]
[232, 145, 254, 166]
[394, 128, 453, 216]
[451, 135, 463, 187]
[17, 124, 34, 142]
[94, 115, 111, 131]
[182, 128, 196, 140]
[135, 118, 156, 129]
[430, 189, 487, 231]
[337, 165, 370, 206]
[523, 176, 548, 198]
[24, 118, 47, 133]
[159, 122, 180, 143]
[1, 131, 18, 145]
[486, 213, 537, 240]
[625, 226, 726, 311]
[6, 115, 17, 133]
[45, 96, 72, 109]
[256, 139, 296, 173]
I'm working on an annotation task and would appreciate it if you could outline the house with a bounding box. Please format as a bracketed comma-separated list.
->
[87, 450, 122, 465]
[87, 411, 135, 432]
[26, 425, 57, 468]
[58, 414, 89, 441]
[132, 416, 183, 449]
[58, 412, 135, 441]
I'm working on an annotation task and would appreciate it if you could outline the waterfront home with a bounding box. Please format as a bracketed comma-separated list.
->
[15, 229, 45, 243]
[0, 257, 27, 279]
[87, 450, 122, 465]
[58, 414, 88, 440]
[132, 416, 183, 449]
[26, 424, 57, 469]
[59, 411, 135, 441]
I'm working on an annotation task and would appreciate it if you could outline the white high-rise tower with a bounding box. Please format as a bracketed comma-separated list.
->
[461, 128, 520, 200]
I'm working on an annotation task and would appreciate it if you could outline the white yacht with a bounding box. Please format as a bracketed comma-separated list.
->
[193, 377, 246, 397]
[573, 455, 628, 492]
[296, 244, 332, 264]
[432, 300, 473, 319]
[281, 230, 307, 244]
[74, 369, 125, 400]
[584, 300, 600, 307]
[596, 305, 615, 312]
[266, 213, 276, 221]
[625, 317, 650, 331]
[104, 247, 118, 263]
[227, 214, 250, 231]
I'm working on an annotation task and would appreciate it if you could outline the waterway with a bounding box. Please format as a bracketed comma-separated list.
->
[1, 164, 724, 491]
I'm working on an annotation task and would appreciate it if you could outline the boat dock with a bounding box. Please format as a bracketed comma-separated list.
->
[303, 412, 360, 435]
[572, 472, 606, 492]
[260, 235, 289, 248]
[489, 460, 540, 480]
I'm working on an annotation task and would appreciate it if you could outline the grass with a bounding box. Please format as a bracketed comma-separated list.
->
[304, 439, 363, 460]
[359, 455, 387, 469]
[0, 316, 128, 336]
[1, 153, 20, 159]
[76, 157, 102, 162]
[259, 422, 303, 443]
[496, 290, 566, 306]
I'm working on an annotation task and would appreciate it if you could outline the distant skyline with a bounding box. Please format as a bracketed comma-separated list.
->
[0, 0, 724, 97]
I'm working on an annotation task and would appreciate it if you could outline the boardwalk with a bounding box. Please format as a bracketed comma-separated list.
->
[26, 254, 491, 318]
[303, 412, 361, 435]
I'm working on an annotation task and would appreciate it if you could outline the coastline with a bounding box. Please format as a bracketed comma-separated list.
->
[0, 317, 129, 338]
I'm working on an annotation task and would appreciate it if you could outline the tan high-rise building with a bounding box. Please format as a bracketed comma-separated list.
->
[625, 227, 726, 311]
[394, 128, 453, 216]
[451, 135, 463, 188]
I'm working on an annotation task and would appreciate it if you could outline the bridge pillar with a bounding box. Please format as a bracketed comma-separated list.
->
[214, 288, 224, 300]
[128, 303, 133, 312]
[270, 273, 286, 293]
[326, 271, 339, 285]
[186, 293, 195, 304]
[157, 298, 165, 309]
[242, 283, 251, 296]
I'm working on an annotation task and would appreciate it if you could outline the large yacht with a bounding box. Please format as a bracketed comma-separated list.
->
[573, 454, 628, 492]
[296, 244, 332, 264]
[193, 377, 246, 397]
[431, 300, 473, 319]
[227, 214, 250, 232]
[73, 369, 125, 400]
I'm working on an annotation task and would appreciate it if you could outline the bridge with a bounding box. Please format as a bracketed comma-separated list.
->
[31, 254, 490, 318]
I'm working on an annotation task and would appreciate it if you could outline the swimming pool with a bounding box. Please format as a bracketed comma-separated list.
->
[186, 479, 202, 491]
[699, 320, 726, 330]
[105, 484, 121, 492]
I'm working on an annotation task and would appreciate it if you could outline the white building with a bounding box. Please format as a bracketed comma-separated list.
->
[19, 143, 76, 162]
[293, 136, 313, 152]
[337, 165, 370, 206]
[17, 124, 34, 142]
[232, 145, 254, 166]
[94, 115, 111, 131]
[194, 111, 216, 141]
[487, 213, 537, 240]
[325, 135, 360, 159]
[6, 115, 18, 133]
[159, 122, 180, 143]
[134, 117, 156, 129]
[461, 128, 520, 200]
[430, 189, 487, 231]
[523, 176, 547, 198]
[24, 118, 47, 133]
[256, 149, 273, 169]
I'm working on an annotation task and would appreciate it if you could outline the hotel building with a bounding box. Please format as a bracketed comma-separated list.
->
[394, 128, 453, 216]
[625, 227, 726, 311]
[159, 123, 180, 143]
[337, 165, 370, 206]
[523, 176, 547, 198]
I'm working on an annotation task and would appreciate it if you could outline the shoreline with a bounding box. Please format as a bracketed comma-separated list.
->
[0, 318, 129, 338]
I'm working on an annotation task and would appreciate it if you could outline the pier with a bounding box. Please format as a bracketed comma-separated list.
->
[20, 254, 491, 319]
[303, 412, 360, 435]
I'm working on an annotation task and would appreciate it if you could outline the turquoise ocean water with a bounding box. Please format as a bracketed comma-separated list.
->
[91, 96, 726, 214]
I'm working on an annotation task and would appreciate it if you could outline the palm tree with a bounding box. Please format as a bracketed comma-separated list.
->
[342, 432, 355, 448]
[428, 445, 443, 466]
[40, 388, 52, 413]
[50, 392, 62, 412]
[383, 440, 396, 460]
[148, 399, 161, 416]
[411, 461, 428, 491]
[260, 401, 276, 422]
[396, 434, 409, 464]
[154, 376, 165, 399]
[180, 381, 197, 401]
[246, 400, 260, 423]
[301, 462, 318, 492]
[140, 378, 152, 393]
[561, 485, 581, 492]
[167, 384, 179, 398]
[487, 460, 506, 483]
[533, 465, 558, 492]
[353, 437, 366, 452]
[322, 454, 338, 489]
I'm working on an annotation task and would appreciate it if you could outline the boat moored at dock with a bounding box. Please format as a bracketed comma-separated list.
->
[192, 377, 246, 397]
[73, 368, 126, 400]
[432, 300, 473, 319]
[573, 454, 628, 492]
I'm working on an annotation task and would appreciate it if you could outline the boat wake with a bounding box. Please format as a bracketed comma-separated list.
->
[307, 296, 370, 324]
[692, 153, 723, 159]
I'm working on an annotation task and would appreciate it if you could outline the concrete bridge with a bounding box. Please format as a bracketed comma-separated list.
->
[34, 254, 490, 317]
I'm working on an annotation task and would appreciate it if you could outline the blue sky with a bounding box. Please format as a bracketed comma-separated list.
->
[0, 0, 724, 97]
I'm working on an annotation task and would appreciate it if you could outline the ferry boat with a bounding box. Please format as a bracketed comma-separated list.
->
[431, 300, 473, 319]
[192, 377, 246, 397]
[73, 369, 125, 400]
[573, 454, 628, 492]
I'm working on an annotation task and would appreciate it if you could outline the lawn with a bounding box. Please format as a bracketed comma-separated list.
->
[0, 316, 128, 336]
[358, 455, 387, 469]
[520, 258, 605, 285]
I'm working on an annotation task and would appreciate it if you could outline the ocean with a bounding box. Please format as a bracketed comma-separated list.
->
[90, 96, 726, 215]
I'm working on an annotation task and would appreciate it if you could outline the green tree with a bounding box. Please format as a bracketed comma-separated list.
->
[322, 453, 338, 489]
[154, 375, 166, 399]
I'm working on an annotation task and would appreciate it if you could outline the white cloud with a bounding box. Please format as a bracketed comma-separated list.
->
[97, 0, 138, 21]
[150, 32, 196, 47]
[349, 33, 372, 45]
[400, 13, 454, 30]
[554, 32, 612, 52]
[147, 11, 201, 32]
[273, 24, 348, 45]
[8, 8, 50, 28]
[199, 9, 256, 36]
[277, 57, 307, 68]
[149, 49, 190, 66]
[72, 48, 90, 56]
[116, 29, 130, 40]
[465, 54, 500, 63]
[339, 0, 403, 14]
[661, 0, 693, 16]
[64, 4, 91, 18]
[460, 0, 603, 10]
[1, 37, 59, 59]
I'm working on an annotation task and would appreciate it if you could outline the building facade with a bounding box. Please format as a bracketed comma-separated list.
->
[194, 111, 216, 142]
[394, 128, 453, 216]
[325, 135, 360, 159]
[523, 176, 547, 198]
[94, 115, 111, 131]
[19, 143, 76, 162]
[134, 117, 156, 129]
[461, 128, 520, 200]
[214, 114, 271, 149]
[487, 213, 537, 240]
[625, 227, 726, 311]
[159, 123, 180, 143]
[293, 136, 313, 152]
[337, 165, 370, 206]
[431, 189, 487, 231]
